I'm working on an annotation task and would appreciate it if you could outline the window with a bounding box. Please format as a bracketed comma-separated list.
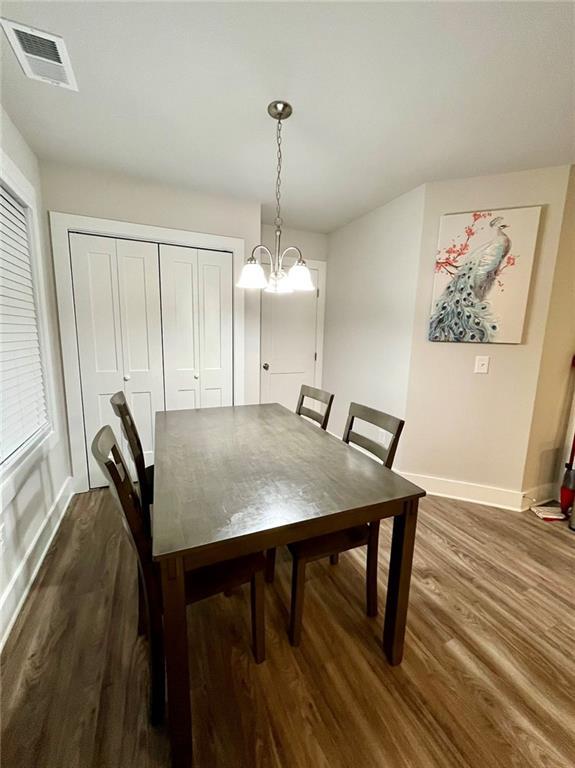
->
[0, 183, 49, 465]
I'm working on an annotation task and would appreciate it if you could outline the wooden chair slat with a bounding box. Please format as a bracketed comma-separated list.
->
[346, 430, 389, 464]
[298, 405, 324, 426]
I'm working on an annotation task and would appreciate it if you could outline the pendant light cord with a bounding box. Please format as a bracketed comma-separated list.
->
[275, 119, 283, 230]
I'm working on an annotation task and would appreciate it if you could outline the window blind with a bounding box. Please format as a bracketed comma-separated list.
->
[0, 184, 48, 465]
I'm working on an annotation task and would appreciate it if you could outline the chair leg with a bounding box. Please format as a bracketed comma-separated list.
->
[329, 553, 339, 566]
[289, 557, 307, 647]
[265, 548, 276, 583]
[366, 521, 380, 618]
[149, 618, 165, 726]
[250, 570, 266, 663]
[137, 570, 147, 636]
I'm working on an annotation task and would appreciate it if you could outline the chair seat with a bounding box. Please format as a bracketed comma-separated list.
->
[288, 524, 370, 562]
[184, 552, 266, 603]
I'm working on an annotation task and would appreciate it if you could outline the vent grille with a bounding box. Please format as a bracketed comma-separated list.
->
[14, 29, 62, 62]
[27, 57, 69, 85]
[1, 18, 78, 91]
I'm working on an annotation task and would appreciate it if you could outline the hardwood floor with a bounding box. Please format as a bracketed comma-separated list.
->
[2, 490, 574, 767]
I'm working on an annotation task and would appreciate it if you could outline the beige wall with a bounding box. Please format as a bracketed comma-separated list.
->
[1, 107, 72, 645]
[522, 166, 575, 492]
[261, 224, 328, 262]
[40, 161, 262, 403]
[322, 186, 425, 438]
[400, 166, 571, 496]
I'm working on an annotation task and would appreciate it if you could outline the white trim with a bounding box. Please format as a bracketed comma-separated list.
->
[396, 470, 559, 512]
[0, 476, 73, 650]
[0, 149, 59, 483]
[312, 260, 327, 389]
[50, 211, 246, 493]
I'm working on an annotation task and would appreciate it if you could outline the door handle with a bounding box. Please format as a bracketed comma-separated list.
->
[262, 362, 269, 371]
[194, 374, 199, 380]
[123, 375, 131, 382]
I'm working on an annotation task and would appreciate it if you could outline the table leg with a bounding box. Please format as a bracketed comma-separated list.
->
[383, 498, 419, 665]
[161, 557, 193, 768]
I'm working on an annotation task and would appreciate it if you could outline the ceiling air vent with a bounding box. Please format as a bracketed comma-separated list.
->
[1, 18, 78, 91]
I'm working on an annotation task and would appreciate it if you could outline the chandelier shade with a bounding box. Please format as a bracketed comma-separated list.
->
[236, 100, 313, 294]
[236, 256, 268, 289]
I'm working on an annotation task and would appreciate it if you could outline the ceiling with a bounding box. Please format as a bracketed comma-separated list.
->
[1, 2, 573, 233]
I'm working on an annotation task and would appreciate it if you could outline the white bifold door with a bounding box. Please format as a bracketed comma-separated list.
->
[70, 234, 233, 487]
[160, 245, 233, 410]
[70, 234, 164, 487]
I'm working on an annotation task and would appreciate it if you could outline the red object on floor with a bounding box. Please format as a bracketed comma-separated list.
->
[560, 485, 575, 516]
[559, 354, 575, 517]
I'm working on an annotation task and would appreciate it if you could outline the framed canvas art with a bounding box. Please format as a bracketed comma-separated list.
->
[428, 206, 541, 343]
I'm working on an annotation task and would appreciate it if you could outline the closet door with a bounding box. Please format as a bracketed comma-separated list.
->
[161, 245, 233, 410]
[198, 249, 233, 407]
[70, 234, 163, 487]
[160, 245, 200, 410]
[116, 239, 164, 471]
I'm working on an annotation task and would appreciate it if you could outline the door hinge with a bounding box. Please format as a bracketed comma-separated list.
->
[316, 288, 320, 298]
[314, 352, 317, 361]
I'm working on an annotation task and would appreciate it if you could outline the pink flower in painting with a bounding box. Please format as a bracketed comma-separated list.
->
[472, 212, 482, 222]
[506, 255, 516, 267]
[465, 226, 475, 237]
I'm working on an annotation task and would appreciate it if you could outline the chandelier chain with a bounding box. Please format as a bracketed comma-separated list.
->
[275, 120, 283, 229]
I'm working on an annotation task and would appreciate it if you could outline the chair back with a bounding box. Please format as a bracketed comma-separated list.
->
[343, 403, 404, 468]
[91, 425, 152, 555]
[110, 391, 152, 510]
[296, 385, 335, 431]
[92, 426, 163, 640]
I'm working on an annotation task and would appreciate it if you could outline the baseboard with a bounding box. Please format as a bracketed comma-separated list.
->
[397, 471, 558, 512]
[0, 476, 74, 651]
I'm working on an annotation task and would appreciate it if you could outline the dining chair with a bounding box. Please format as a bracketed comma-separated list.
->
[287, 402, 405, 646]
[110, 391, 154, 523]
[264, 383, 336, 585]
[91, 425, 266, 725]
[295, 384, 335, 431]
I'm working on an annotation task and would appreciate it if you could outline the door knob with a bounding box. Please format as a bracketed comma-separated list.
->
[262, 362, 269, 371]
[123, 375, 131, 382]
[194, 374, 199, 380]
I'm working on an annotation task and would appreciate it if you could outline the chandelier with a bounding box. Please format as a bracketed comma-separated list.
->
[237, 101, 314, 293]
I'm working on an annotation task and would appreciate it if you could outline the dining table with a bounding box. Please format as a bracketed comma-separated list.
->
[153, 402, 426, 768]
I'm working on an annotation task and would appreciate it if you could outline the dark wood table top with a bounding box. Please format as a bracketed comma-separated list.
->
[153, 403, 425, 564]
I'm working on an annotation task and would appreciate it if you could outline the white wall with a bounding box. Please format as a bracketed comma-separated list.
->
[0, 107, 72, 647]
[40, 161, 262, 403]
[261, 224, 328, 262]
[522, 166, 575, 493]
[322, 186, 425, 438]
[322, 165, 572, 510]
[401, 166, 571, 505]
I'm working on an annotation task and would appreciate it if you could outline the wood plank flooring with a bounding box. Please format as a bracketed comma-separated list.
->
[2, 490, 574, 767]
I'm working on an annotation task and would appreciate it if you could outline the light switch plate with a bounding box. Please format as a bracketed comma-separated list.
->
[474, 355, 490, 374]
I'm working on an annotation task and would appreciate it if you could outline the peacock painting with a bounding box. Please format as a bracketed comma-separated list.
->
[428, 207, 541, 344]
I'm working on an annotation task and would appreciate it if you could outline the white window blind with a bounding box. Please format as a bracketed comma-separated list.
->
[0, 184, 49, 465]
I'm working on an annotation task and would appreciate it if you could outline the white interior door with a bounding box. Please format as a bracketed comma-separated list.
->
[116, 239, 164, 471]
[161, 245, 233, 409]
[198, 249, 233, 407]
[70, 234, 163, 487]
[160, 244, 200, 409]
[260, 264, 323, 409]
